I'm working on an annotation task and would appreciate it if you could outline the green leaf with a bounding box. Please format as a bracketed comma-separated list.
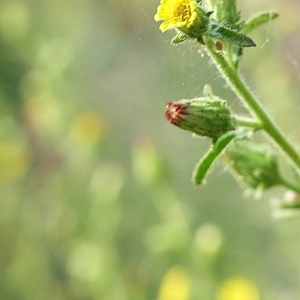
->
[207, 23, 256, 47]
[205, 11, 214, 18]
[243, 11, 278, 34]
[171, 34, 188, 45]
[193, 128, 253, 185]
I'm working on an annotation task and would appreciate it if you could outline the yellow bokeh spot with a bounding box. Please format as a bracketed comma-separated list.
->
[217, 277, 260, 300]
[72, 112, 104, 144]
[157, 266, 191, 300]
[0, 141, 31, 183]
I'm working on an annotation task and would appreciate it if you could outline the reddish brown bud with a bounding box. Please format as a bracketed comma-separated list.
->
[165, 102, 187, 126]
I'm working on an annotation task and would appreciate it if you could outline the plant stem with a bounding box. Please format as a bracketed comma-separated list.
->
[234, 116, 261, 130]
[205, 39, 300, 170]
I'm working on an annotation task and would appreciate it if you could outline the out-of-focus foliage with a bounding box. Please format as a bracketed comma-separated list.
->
[1, 0, 300, 299]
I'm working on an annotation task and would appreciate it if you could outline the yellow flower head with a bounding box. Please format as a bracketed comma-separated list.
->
[154, 0, 198, 33]
[217, 277, 260, 300]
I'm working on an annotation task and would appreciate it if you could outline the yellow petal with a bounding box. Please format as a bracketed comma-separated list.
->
[159, 20, 177, 32]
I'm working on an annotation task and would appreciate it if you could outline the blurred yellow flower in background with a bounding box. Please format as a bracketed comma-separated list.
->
[0, 141, 31, 183]
[72, 112, 104, 145]
[154, 0, 197, 32]
[217, 277, 260, 300]
[157, 266, 191, 300]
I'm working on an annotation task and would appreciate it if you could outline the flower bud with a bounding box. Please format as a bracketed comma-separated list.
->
[224, 142, 281, 191]
[165, 98, 235, 140]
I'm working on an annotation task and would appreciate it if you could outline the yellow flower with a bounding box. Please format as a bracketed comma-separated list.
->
[0, 140, 31, 183]
[72, 112, 104, 145]
[217, 277, 260, 300]
[154, 0, 198, 33]
[157, 266, 191, 300]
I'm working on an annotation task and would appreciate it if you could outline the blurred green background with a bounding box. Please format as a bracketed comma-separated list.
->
[1, 0, 300, 299]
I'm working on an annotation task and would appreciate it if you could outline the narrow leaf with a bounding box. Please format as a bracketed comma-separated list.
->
[207, 23, 256, 47]
[243, 11, 278, 34]
[193, 128, 253, 185]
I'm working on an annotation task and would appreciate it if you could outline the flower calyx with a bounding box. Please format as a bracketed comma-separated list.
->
[224, 142, 282, 197]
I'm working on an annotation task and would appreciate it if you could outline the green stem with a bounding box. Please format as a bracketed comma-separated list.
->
[205, 39, 300, 170]
[234, 115, 261, 130]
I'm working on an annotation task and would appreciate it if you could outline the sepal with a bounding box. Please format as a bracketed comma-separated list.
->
[172, 34, 188, 45]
